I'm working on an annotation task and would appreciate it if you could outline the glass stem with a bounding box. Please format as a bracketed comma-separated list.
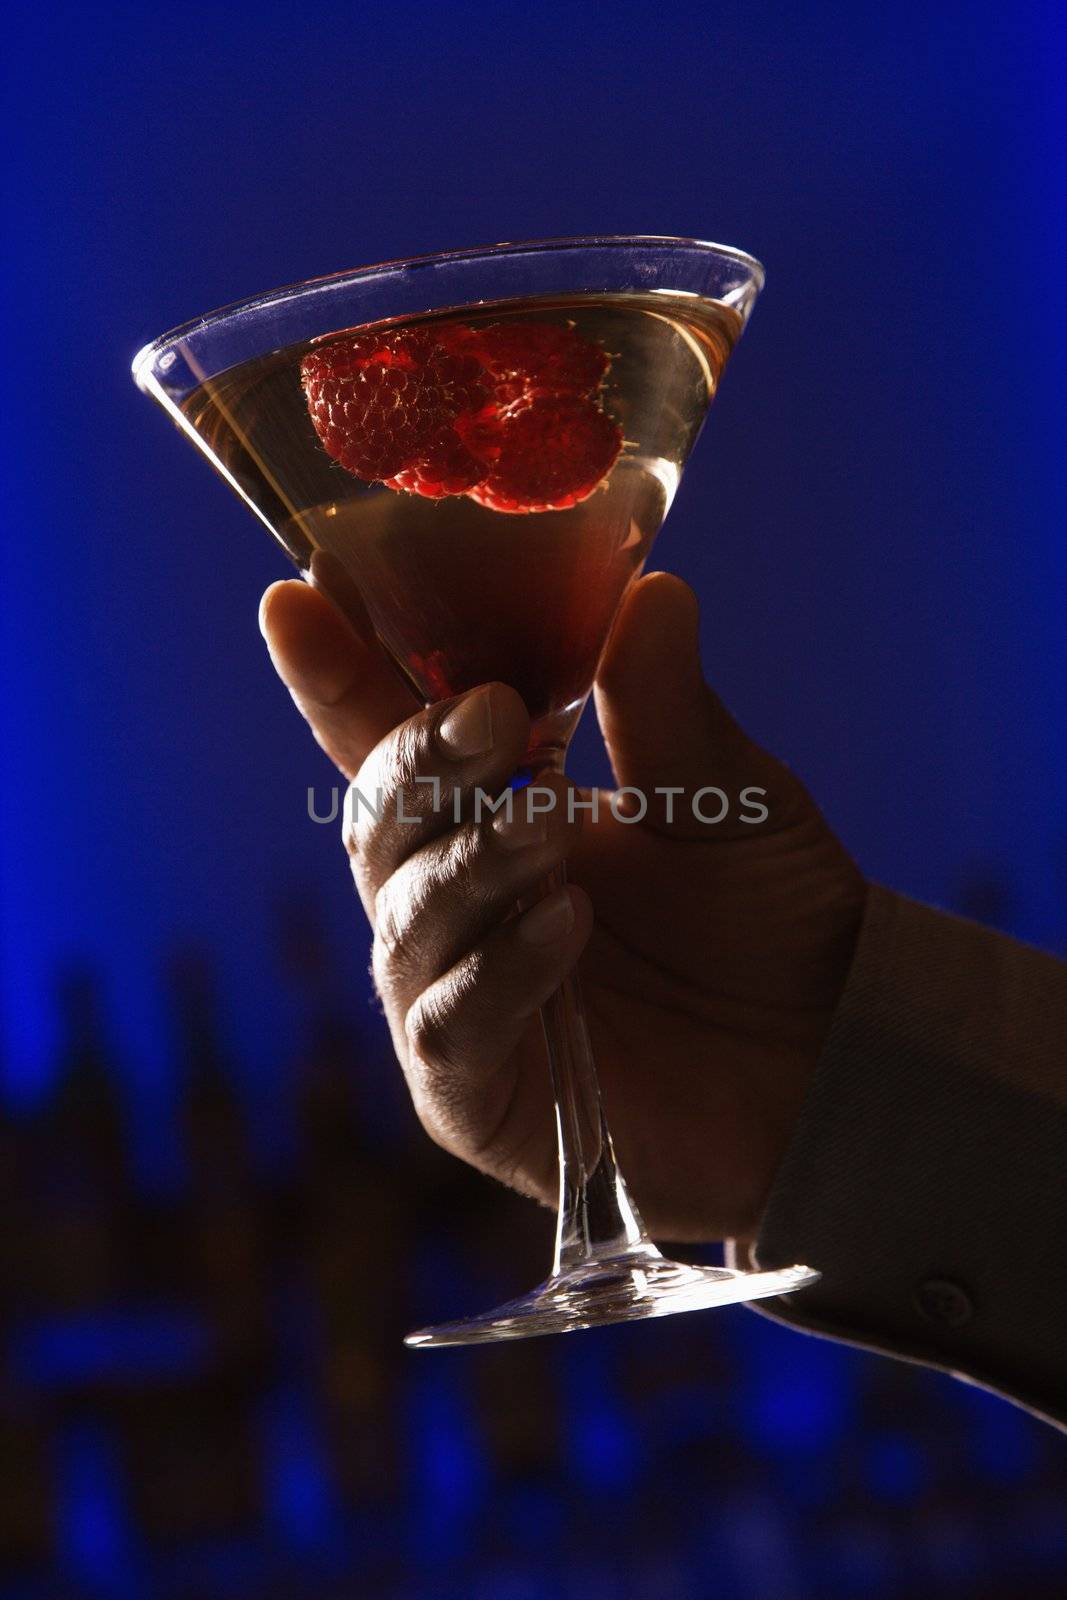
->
[526, 749, 658, 1278]
[539, 878, 657, 1276]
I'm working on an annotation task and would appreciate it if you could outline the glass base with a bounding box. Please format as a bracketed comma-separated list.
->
[405, 1253, 819, 1348]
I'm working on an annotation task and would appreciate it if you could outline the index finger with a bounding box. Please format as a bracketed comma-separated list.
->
[260, 575, 418, 779]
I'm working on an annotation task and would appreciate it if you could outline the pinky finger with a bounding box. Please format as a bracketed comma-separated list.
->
[400, 886, 593, 1193]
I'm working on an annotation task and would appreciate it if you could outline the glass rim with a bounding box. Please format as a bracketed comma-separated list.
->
[131, 233, 765, 386]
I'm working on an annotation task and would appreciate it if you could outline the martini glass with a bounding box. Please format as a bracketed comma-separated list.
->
[133, 236, 818, 1346]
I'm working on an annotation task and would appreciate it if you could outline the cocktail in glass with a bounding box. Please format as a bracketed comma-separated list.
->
[133, 236, 818, 1346]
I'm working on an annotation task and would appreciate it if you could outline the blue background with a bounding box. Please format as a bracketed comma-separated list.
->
[4, 0, 1066, 1103]
[2, 2, 1066, 1595]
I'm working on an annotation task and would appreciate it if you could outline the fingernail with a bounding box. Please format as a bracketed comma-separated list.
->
[492, 805, 548, 851]
[519, 889, 575, 945]
[438, 688, 494, 759]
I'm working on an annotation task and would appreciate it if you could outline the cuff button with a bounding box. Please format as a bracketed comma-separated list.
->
[915, 1276, 975, 1328]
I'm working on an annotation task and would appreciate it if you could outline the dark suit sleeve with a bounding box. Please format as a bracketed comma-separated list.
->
[728, 884, 1067, 1430]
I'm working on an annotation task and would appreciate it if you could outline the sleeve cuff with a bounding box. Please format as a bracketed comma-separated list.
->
[729, 884, 1067, 1428]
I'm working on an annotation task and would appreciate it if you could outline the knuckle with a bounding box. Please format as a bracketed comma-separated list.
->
[405, 959, 483, 1078]
[388, 718, 434, 814]
[404, 991, 457, 1074]
[341, 782, 359, 855]
[371, 879, 425, 994]
[351, 714, 445, 860]
[458, 820, 511, 906]
[445, 823, 485, 890]
[380, 858, 435, 956]
[402, 828, 486, 946]
[373, 879, 400, 952]
[342, 772, 381, 856]
[370, 933, 395, 1001]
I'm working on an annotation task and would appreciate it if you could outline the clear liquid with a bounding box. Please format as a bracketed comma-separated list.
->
[180, 293, 740, 752]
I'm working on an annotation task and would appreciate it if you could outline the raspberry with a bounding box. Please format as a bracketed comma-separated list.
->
[301, 329, 488, 486]
[468, 395, 622, 514]
[383, 425, 487, 499]
[475, 322, 610, 402]
[300, 318, 622, 514]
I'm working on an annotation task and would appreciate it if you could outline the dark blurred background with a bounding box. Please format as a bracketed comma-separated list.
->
[2, 2, 1066, 1596]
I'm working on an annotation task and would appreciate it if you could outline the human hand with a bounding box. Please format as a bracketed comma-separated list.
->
[261, 566, 866, 1244]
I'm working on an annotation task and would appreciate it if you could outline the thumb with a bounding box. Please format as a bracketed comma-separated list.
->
[594, 573, 789, 836]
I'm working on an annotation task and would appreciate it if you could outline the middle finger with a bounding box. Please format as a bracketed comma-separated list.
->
[344, 681, 532, 915]
[371, 770, 580, 1006]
